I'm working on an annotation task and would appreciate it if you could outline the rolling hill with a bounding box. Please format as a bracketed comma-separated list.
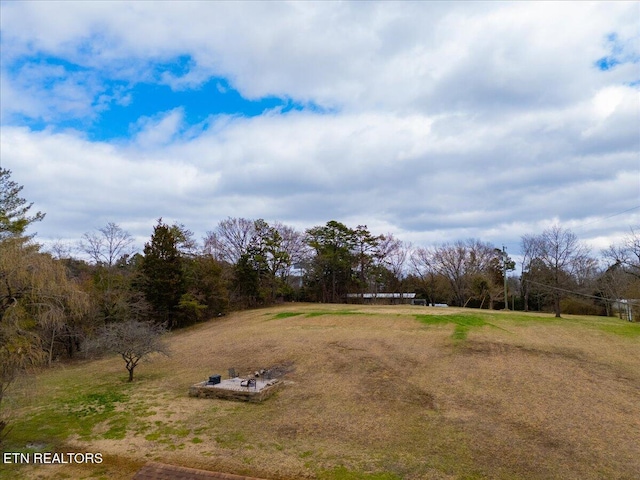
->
[2, 304, 639, 479]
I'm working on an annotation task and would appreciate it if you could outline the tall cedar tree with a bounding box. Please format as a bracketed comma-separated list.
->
[141, 220, 185, 328]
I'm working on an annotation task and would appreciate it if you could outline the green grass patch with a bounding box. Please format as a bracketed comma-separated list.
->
[102, 416, 129, 440]
[305, 310, 362, 318]
[140, 420, 191, 441]
[215, 431, 247, 449]
[141, 422, 191, 445]
[414, 314, 453, 325]
[452, 324, 470, 341]
[599, 323, 640, 338]
[416, 314, 489, 341]
[417, 310, 640, 341]
[273, 312, 305, 319]
[269, 310, 362, 320]
[6, 387, 132, 444]
[472, 311, 562, 325]
[69, 391, 129, 417]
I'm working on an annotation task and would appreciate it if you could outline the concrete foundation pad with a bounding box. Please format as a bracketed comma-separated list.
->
[188, 377, 283, 402]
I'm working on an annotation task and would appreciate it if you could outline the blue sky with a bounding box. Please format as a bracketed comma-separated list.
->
[4, 52, 318, 141]
[1, 1, 638, 260]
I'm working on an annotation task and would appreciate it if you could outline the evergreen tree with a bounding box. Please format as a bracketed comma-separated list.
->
[305, 221, 357, 303]
[140, 219, 185, 328]
[0, 168, 45, 239]
[182, 254, 228, 319]
[233, 250, 264, 307]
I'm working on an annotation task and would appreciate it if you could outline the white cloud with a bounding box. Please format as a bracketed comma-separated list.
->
[3, 90, 637, 251]
[132, 108, 186, 148]
[2, 2, 637, 113]
[1, 1, 638, 255]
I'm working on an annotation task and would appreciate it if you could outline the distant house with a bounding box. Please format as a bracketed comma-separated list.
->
[346, 292, 416, 305]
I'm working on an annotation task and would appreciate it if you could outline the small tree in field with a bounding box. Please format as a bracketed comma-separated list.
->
[88, 320, 169, 382]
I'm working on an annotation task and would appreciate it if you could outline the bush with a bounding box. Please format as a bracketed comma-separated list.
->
[560, 298, 606, 316]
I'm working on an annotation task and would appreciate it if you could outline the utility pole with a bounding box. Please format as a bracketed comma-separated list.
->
[503, 245, 509, 310]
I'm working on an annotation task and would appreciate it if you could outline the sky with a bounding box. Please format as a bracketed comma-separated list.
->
[1, 1, 639, 262]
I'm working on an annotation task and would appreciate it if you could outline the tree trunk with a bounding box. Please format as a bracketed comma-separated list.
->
[553, 293, 561, 318]
[48, 330, 56, 367]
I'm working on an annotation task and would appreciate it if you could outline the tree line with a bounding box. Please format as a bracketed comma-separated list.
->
[1, 168, 639, 435]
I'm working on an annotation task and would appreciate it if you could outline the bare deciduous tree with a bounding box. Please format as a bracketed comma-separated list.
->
[603, 228, 640, 280]
[520, 233, 543, 311]
[80, 222, 135, 267]
[376, 234, 410, 292]
[411, 246, 441, 305]
[601, 227, 640, 317]
[412, 239, 498, 307]
[86, 320, 169, 382]
[203, 217, 255, 264]
[47, 238, 74, 260]
[522, 225, 593, 317]
[272, 221, 306, 281]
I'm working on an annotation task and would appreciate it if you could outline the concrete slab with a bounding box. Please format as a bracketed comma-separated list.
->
[188, 378, 283, 402]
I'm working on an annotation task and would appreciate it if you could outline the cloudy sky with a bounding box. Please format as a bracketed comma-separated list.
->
[1, 1, 638, 258]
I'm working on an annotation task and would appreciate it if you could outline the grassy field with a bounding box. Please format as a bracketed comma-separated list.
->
[1, 304, 639, 479]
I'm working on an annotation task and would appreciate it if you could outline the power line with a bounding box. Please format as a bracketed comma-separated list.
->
[524, 278, 640, 306]
[573, 206, 640, 232]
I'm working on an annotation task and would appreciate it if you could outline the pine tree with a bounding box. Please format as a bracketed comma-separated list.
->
[140, 219, 185, 328]
[0, 168, 45, 239]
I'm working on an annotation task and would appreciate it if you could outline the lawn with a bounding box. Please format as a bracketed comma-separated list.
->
[2, 304, 639, 479]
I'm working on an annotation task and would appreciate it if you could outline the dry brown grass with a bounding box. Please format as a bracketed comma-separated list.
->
[3, 304, 639, 479]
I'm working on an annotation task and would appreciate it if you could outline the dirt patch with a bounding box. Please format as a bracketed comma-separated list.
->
[264, 360, 296, 379]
